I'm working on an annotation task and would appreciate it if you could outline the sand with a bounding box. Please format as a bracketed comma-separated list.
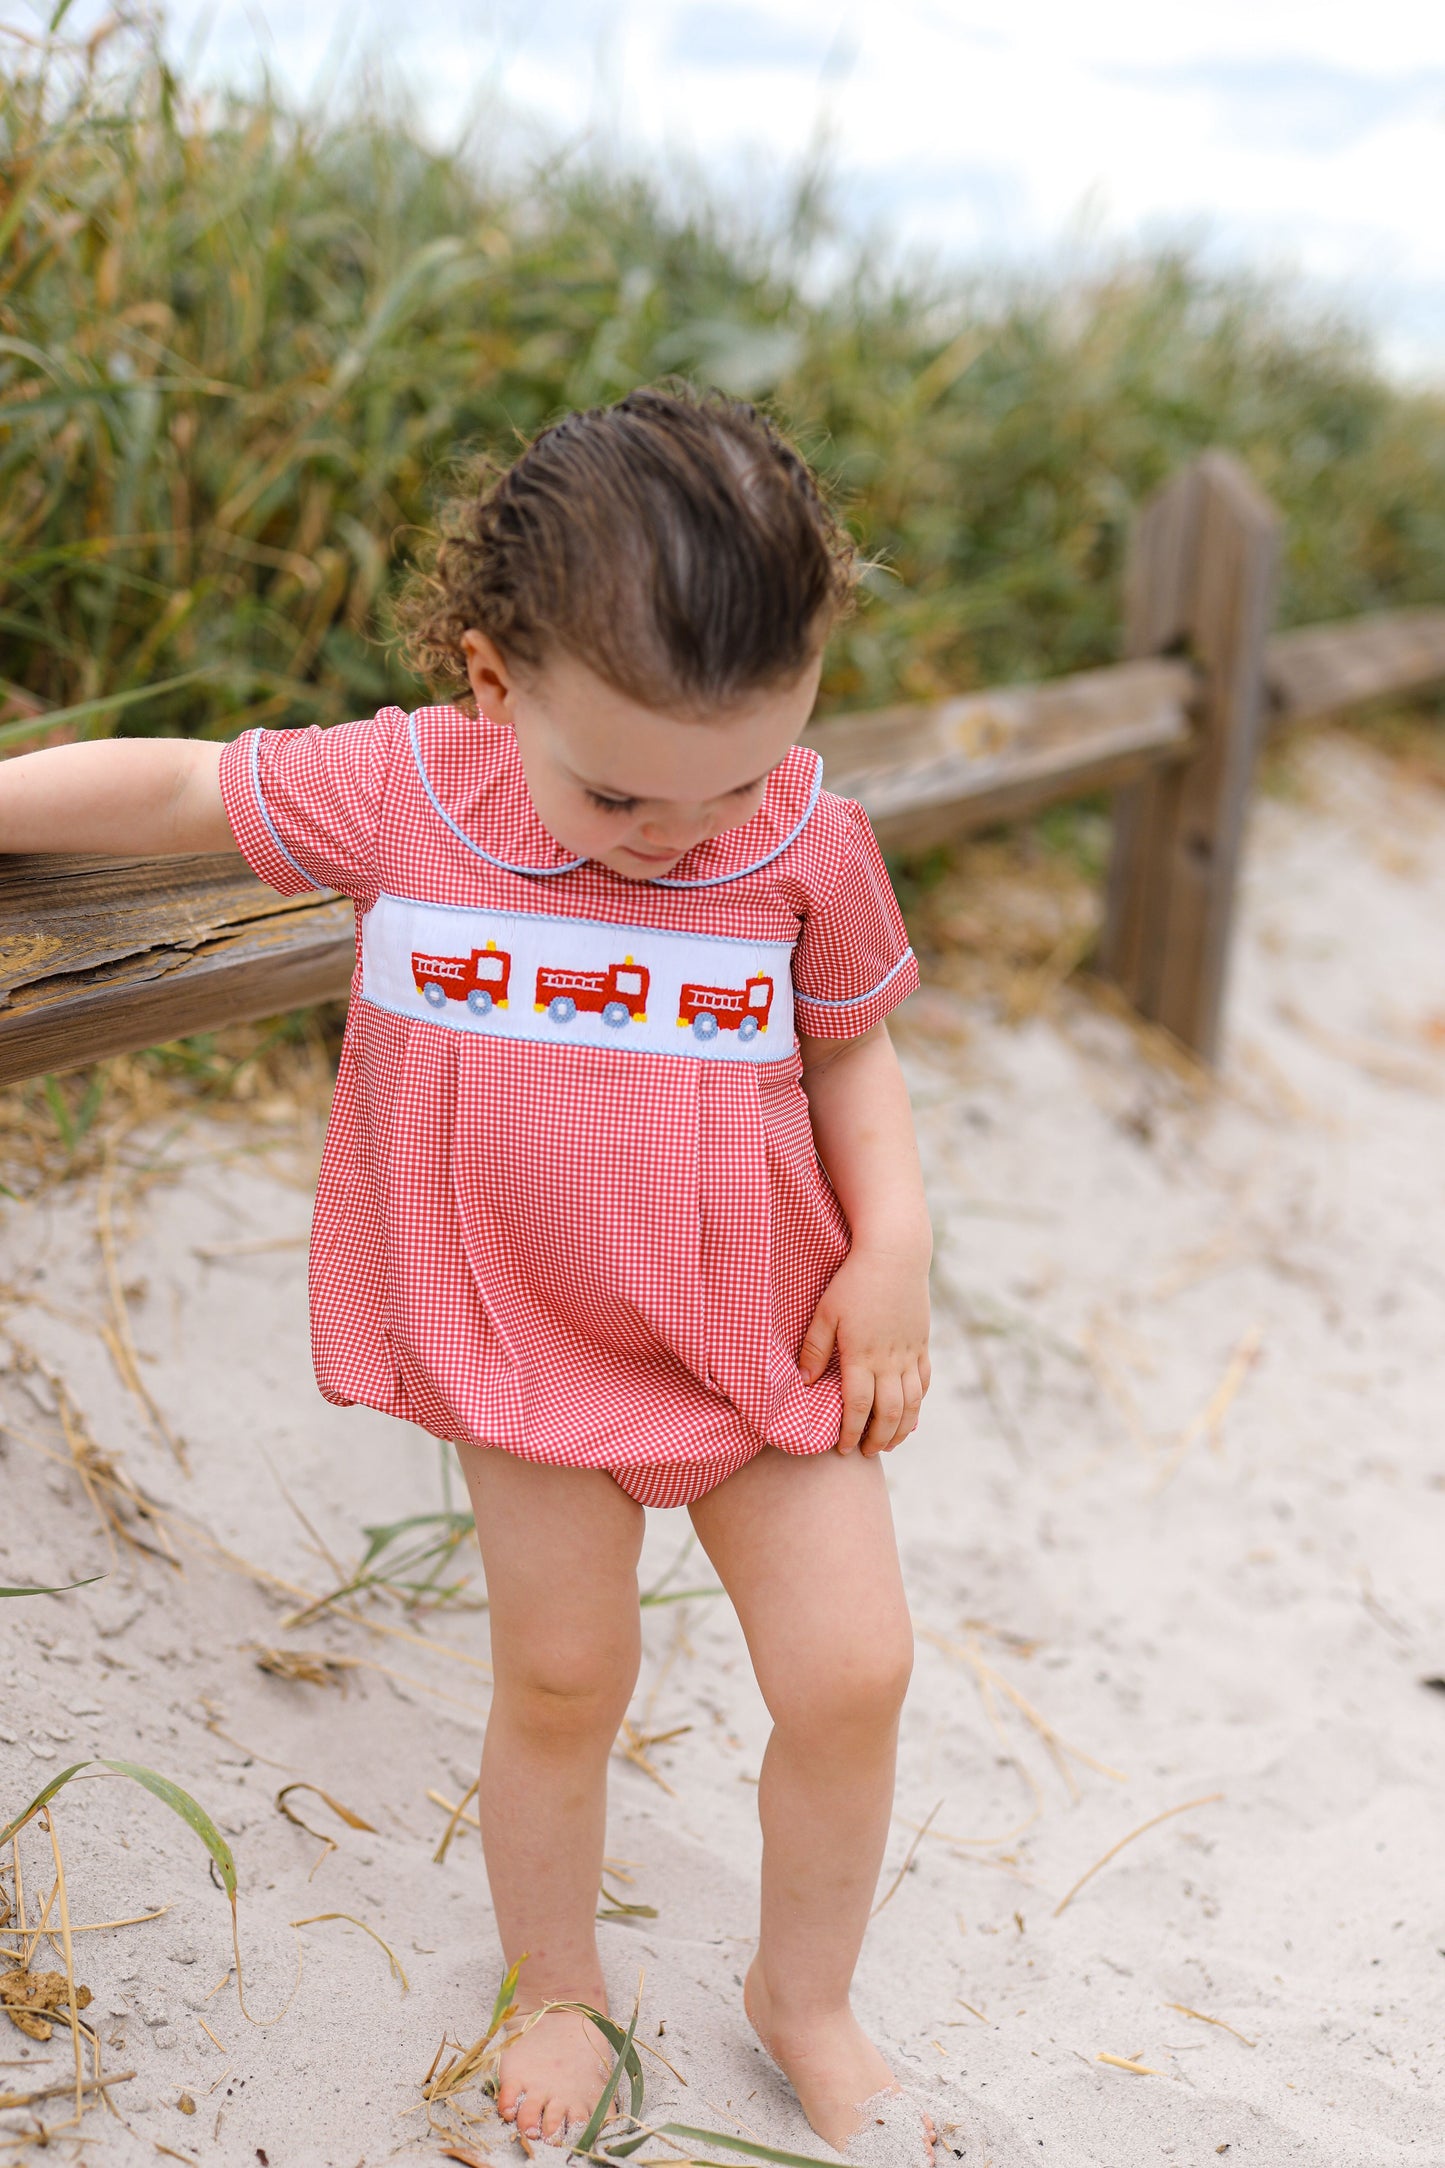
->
[2, 728, 1443, 2167]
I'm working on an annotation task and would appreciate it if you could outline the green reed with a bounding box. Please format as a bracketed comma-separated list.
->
[4, 18, 1445, 749]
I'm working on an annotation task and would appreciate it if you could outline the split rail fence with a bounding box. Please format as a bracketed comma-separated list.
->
[3, 449, 1445, 1084]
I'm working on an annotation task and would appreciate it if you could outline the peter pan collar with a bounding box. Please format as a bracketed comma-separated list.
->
[408, 710, 822, 887]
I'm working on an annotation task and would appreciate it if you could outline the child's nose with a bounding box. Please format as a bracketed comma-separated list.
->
[639, 811, 710, 850]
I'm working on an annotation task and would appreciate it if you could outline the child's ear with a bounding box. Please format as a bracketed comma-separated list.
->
[461, 629, 517, 725]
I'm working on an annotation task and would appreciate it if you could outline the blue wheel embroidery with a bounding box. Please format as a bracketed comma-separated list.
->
[466, 988, 493, 1017]
[602, 1000, 631, 1029]
[422, 982, 447, 1008]
[548, 995, 578, 1024]
[738, 1014, 759, 1042]
[691, 1012, 720, 1041]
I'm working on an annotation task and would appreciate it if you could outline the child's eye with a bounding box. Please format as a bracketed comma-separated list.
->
[585, 790, 639, 814]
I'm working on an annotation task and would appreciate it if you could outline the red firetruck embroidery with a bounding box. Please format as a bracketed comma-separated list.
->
[677, 974, 774, 1042]
[412, 940, 512, 1017]
[535, 955, 650, 1029]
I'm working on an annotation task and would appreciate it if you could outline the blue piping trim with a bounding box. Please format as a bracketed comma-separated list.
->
[655, 752, 824, 888]
[354, 989, 794, 1065]
[370, 886, 797, 956]
[248, 730, 326, 891]
[408, 711, 587, 879]
[409, 716, 822, 889]
[794, 948, 916, 1009]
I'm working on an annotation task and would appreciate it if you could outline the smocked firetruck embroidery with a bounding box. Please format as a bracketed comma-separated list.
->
[536, 955, 650, 1028]
[360, 893, 795, 1061]
[678, 973, 774, 1042]
[412, 939, 512, 1015]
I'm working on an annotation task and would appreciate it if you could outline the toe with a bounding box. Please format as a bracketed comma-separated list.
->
[539, 2095, 570, 2142]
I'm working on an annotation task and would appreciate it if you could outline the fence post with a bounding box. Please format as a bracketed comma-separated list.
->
[1100, 451, 1282, 1063]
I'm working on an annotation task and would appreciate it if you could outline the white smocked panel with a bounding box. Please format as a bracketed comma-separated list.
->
[359, 891, 796, 1062]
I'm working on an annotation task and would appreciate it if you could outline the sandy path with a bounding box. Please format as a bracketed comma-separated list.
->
[2, 731, 1442, 2167]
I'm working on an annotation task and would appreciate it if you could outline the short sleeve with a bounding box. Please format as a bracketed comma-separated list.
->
[219, 708, 408, 905]
[792, 796, 919, 1038]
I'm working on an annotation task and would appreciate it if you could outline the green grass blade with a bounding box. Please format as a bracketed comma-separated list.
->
[575, 2006, 645, 2126]
[0, 666, 225, 750]
[356, 1510, 474, 1570]
[653, 2125, 844, 2167]
[99, 1759, 236, 1899]
[298, 1510, 477, 1616]
[638, 1586, 724, 1608]
[575, 1997, 641, 2153]
[0, 1575, 106, 1598]
[487, 1953, 526, 2035]
[0, 1763, 92, 1849]
[41, 1075, 74, 1152]
[72, 1070, 107, 1144]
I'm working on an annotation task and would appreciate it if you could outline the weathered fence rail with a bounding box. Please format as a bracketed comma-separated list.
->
[801, 658, 1197, 849]
[1, 450, 1442, 1083]
[1264, 606, 1445, 726]
[0, 853, 354, 1085]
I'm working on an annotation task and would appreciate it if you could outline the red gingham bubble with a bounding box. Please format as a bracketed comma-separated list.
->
[219, 705, 918, 1505]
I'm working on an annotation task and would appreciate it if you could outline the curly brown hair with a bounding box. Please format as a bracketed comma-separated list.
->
[392, 385, 857, 712]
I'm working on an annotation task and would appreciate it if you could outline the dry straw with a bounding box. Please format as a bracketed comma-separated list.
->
[870, 1800, 943, 1919]
[1053, 1793, 1226, 1918]
[1, 1808, 118, 2139]
[0, 1331, 178, 1571]
[95, 1147, 188, 1470]
[290, 1912, 409, 1994]
[1151, 1324, 1264, 1491]
[1165, 2000, 1257, 2048]
[430, 1781, 481, 1867]
[914, 1621, 1126, 1850]
[274, 1783, 378, 1877]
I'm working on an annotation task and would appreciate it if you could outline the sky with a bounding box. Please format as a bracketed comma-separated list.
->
[28, 1, 1445, 377]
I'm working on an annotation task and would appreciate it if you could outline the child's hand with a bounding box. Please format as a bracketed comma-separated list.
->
[798, 1245, 931, 1456]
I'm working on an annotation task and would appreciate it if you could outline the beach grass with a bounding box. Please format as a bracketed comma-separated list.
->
[4, 17, 1445, 757]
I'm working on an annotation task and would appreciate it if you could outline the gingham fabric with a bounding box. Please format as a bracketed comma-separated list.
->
[219, 704, 918, 1506]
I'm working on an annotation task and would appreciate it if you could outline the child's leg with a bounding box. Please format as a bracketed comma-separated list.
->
[688, 1446, 931, 2157]
[455, 1444, 645, 2145]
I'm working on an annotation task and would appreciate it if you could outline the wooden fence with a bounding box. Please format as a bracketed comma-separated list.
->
[2, 450, 1444, 1084]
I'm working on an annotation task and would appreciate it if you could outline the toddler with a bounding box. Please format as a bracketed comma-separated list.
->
[1, 389, 935, 2161]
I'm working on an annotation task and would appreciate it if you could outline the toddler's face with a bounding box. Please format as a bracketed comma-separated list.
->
[461, 634, 822, 881]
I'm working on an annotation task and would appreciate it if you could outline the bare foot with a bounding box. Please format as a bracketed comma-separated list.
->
[744, 1962, 936, 2164]
[493, 2003, 617, 2145]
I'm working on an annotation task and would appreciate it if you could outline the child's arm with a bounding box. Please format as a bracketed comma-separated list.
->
[797, 1021, 932, 1455]
[0, 739, 233, 856]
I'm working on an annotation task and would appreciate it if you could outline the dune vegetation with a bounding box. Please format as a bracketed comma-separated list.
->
[3, 18, 1445, 755]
